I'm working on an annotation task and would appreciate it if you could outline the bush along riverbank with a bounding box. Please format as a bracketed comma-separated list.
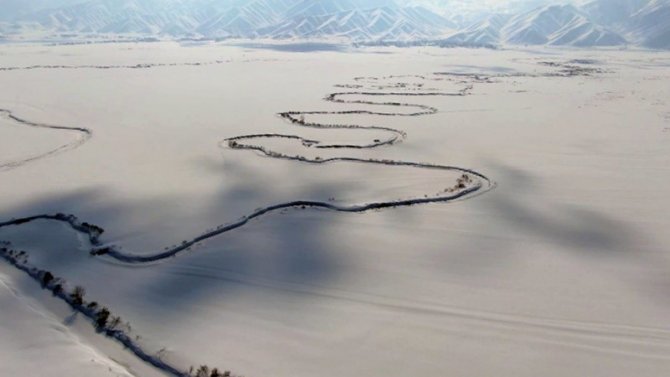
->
[0, 241, 238, 377]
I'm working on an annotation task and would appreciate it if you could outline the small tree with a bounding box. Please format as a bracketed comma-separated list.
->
[70, 286, 86, 306]
[108, 316, 122, 330]
[195, 365, 210, 377]
[41, 271, 54, 287]
[210, 369, 231, 377]
[96, 308, 111, 329]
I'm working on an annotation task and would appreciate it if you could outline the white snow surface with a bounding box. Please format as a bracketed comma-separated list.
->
[0, 42, 670, 376]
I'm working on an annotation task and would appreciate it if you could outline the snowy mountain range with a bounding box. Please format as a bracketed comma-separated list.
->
[443, 3, 627, 47]
[0, 0, 669, 49]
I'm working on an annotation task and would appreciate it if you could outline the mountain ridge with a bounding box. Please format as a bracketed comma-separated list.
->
[0, 0, 669, 49]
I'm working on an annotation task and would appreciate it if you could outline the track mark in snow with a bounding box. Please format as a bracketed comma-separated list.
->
[0, 109, 91, 172]
[0, 58, 280, 71]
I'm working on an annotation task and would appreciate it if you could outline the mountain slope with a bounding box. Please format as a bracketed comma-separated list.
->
[443, 4, 626, 47]
[261, 5, 453, 41]
[3, 0, 454, 41]
[582, 0, 650, 27]
[628, 0, 670, 48]
[442, 14, 511, 46]
[501, 4, 626, 46]
[1, 0, 669, 49]
[583, 0, 670, 48]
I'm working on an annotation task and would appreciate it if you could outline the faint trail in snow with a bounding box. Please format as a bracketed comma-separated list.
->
[180, 266, 670, 361]
[0, 58, 280, 71]
[0, 109, 92, 172]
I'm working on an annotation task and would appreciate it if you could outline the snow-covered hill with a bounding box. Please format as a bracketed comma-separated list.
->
[629, 0, 670, 48]
[2, 0, 453, 41]
[441, 4, 626, 47]
[501, 4, 626, 46]
[582, 0, 670, 48]
[441, 14, 512, 47]
[260, 5, 454, 41]
[0, 0, 669, 48]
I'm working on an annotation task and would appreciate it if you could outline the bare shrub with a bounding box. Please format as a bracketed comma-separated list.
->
[41, 271, 54, 287]
[96, 308, 110, 329]
[195, 365, 209, 377]
[70, 286, 86, 306]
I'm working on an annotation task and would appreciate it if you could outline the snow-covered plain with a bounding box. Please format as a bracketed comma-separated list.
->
[1, 42, 670, 376]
